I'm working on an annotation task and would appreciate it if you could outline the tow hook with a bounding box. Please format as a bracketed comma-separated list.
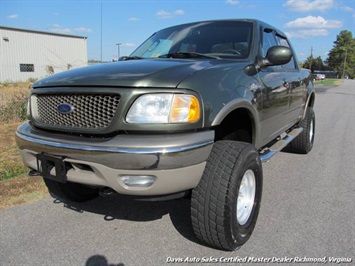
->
[99, 188, 117, 197]
[28, 169, 41, 176]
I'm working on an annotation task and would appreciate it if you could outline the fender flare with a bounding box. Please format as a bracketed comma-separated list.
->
[302, 91, 315, 119]
[211, 99, 260, 147]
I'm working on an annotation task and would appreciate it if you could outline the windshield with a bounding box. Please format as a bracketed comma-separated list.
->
[130, 21, 253, 59]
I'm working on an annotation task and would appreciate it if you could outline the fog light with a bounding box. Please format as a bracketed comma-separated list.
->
[120, 175, 156, 187]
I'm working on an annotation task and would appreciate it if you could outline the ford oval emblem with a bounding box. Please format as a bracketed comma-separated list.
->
[57, 103, 74, 114]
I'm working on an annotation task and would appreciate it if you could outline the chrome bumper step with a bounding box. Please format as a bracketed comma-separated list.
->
[260, 127, 303, 162]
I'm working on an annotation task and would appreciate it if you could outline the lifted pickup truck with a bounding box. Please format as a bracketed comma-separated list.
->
[16, 19, 315, 251]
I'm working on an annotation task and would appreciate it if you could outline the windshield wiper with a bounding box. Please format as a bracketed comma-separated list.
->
[119, 56, 144, 61]
[158, 52, 220, 59]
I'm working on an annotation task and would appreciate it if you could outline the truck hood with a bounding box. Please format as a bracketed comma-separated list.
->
[33, 59, 218, 88]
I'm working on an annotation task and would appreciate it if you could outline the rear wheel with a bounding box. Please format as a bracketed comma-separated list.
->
[289, 107, 315, 154]
[191, 141, 263, 250]
[43, 178, 99, 202]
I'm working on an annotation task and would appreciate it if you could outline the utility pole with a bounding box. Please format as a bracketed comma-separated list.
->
[309, 46, 313, 72]
[116, 43, 122, 60]
[342, 48, 348, 79]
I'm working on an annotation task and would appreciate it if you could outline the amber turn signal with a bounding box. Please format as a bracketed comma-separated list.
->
[170, 95, 200, 123]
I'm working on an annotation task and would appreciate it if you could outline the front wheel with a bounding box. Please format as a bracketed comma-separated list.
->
[191, 141, 263, 250]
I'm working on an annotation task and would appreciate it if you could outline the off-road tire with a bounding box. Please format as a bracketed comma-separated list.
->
[289, 107, 315, 154]
[191, 141, 263, 251]
[43, 178, 99, 202]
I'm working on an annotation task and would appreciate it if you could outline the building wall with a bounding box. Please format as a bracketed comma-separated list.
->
[0, 27, 87, 82]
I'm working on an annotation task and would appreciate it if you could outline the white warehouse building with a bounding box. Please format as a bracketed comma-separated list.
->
[0, 26, 87, 82]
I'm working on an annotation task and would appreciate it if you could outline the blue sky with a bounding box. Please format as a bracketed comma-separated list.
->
[1, 0, 354, 62]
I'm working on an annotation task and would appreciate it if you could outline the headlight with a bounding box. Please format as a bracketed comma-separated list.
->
[126, 94, 200, 124]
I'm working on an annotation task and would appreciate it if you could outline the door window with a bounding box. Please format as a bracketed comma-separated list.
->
[262, 29, 281, 71]
[262, 29, 296, 71]
[275, 35, 297, 71]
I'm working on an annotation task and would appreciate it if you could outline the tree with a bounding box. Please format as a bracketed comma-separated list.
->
[326, 30, 355, 78]
[303, 56, 326, 72]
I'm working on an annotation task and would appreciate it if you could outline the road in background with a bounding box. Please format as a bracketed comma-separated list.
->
[1, 80, 354, 266]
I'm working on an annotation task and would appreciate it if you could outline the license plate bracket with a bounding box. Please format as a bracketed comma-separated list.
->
[37, 154, 67, 183]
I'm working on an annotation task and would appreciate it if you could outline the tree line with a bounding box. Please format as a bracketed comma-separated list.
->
[301, 30, 354, 79]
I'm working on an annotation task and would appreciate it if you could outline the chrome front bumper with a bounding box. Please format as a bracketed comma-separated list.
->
[16, 122, 214, 195]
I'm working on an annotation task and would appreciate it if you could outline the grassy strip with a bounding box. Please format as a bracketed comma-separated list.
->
[314, 79, 343, 86]
[0, 121, 47, 209]
[0, 83, 31, 181]
[0, 84, 49, 209]
[0, 174, 48, 210]
[0, 122, 48, 209]
[0, 123, 28, 181]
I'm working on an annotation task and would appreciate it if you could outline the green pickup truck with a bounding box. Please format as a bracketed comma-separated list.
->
[16, 19, 315, 251]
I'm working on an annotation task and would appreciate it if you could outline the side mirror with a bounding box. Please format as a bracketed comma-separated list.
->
[244, 46, 293, 76]
[263, 46, 292, 67]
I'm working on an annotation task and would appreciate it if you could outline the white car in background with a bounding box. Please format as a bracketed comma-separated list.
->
[316, 74, 326, 80]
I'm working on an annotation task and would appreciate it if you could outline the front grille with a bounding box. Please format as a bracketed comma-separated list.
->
[33, 94, 120, 129]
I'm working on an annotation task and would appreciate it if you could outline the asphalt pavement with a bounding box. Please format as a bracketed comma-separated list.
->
[1, 80, 354, 266]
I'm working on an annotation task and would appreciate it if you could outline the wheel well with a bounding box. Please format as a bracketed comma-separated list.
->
[308, 92, 315, 108]
[214, 108, 254, 143]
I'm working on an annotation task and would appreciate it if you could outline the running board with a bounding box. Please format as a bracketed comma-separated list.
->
[259, 127, 303, 162]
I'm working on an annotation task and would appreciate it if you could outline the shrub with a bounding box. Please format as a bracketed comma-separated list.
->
[0, 84, 30, 123]
[27, 77, 38, 83]
[0, 95, 28, 123]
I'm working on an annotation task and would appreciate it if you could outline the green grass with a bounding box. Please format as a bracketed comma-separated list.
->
[1, 164, 27, 181]
[314, 79, 343, 86]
